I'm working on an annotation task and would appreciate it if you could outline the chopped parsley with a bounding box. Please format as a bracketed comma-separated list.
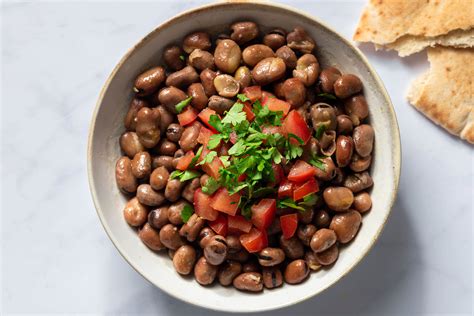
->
[309, 154, 327, 171]
[315, 124, 326, 140]
[170, 170, 201, 182]
[179, 54, 185, 61]
[317, 93, 337, 100]
[175, 96, 193, 113]
[180, 204, 194, 223]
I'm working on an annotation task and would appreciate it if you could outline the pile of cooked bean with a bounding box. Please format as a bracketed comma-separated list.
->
[115, 21, 374, 292]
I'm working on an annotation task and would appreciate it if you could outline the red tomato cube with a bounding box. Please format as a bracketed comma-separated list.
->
[282, 110, 311, 145]
[270, 163, 284, 186]
[197, 126, 215, 145]
[198, 108, 219, 132]
[201, 156, 223, 179]
[287, 160, 317, 182]
[278, 179, 294, 198]
[242, 102, 255, 121]
[251, 198, 276, 230]
[210, 188, 241, 216]
[280, 213, 298, 239]
[243, 86, 262, 102]
[194, 188, 218, 221]
[240, 228, 268, 253]
[293, 178, 319, 201]
[228, 215, 252, 234]
[177, 106, 198, 126]
[263, 97, 291, 116]
[175, 151, 195, 171]
[208, 214, 228, 236]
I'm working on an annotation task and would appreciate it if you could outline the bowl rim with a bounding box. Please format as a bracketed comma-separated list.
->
[87, 1, 401, 313]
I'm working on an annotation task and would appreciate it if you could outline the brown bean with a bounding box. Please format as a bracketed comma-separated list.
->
[218, 261, 242, 286]
[115, 156, 137, 193]
[214, 39, 241, 74]
[179, 121, 201, 152]
[262, 267, 283, 289]
[187, 83, 208, 110]
[331, 167, 346, 186]
[156, 139, 177, 156]
[258, 248, 285, 266]
[123, 197, 147, 227]
[302, 137, 319, 161]
[297, 224, 317, 246]
[148, 206, 169, 229]
[323, 187, 354, 211]
[353, 192, 372, 213]
[155, 105, 173, 135]
[207, 95, 234, 115]
[150, 166, 169, 191]
[200, 68, 218, 97]
[337, 114, 354, 134]
[293, 54, 319, 87]
[165, 179, 184, 203]
[182, 178, 200, 203]
[120, 132, 145, 158]
[242, 261, 260, 273]
[136, 107, 161, 148]
[313, 209, 331, 228]
[226, 249, 250, 263]
[167, 200, 189, 225]
[183, 31, 211, 53]
[204, 235, 228, 265]
[138, 223, 165, 251]
[234, 66, 252, 89]
[353, 124, 374, 157]
[319, 67, 342, 93]
[194, 256, 218, 285]
[305, 251, 322, 271]
[287, 27, 315, 54]
[133, 66, 166, 96]
[284, 259, 309, 284]
[263, 28, 286, 50]
[349, 153, 372, 172]
[166, 66, 199, 88]
[310, 228, 337, 253]
[310, 103, 337, 131]
[226, 235, 242, 254]
[275, 45, 297, 69]
[230, 21, 259, 44]
[344, 94, 368, 126]
[320, 130, 337, 156]
[173, 245, 197, 275]
[199, 174, 210, 188]
[315, 244, 339, 265]
[279, 235, 304, 259]
[165, 123, 183, 143]
[336, 135, 354, 167]
[298, 208, 314, 225]
[199, 227, 216, 248]
[343, 171, 373, 193]
[314, 156, 336, 181]
[136, 184, 165, 207]
[213, 74, 240, 98]
[188, 49, 215, 71]
[168, 249, 176, 259]
[334, 74, 362, 99]
[233, 272, 263, 292]
[242, 44, 274, 67]
[330, 210, 362, 243]
[152, 155, 174, 171]
[179, 213, 205, 242]
[163, 45, 185, 71]
[281, 78, 306, 108]
[124, 98, 148, 131]
[159, 224, 185, 250]
[131, 152, 151, 179]
[157, 87, 188, 114]
[252, 57, 286, 86]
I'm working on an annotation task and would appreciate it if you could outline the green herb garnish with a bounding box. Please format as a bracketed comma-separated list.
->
[175, 96, 193, 113]
[180, 204, 194, 223]
[197, 150, 218, 166]
[315, 124, 326, 140]
[202, 177, 221, 195]
[317, 93, 337, 100]
[236, 93, 250, 102]
[277, 198, 306, 211]
[309, 154, 327, 171]
[179, 54, 185, 61]
[300, 193, 319, 206]
[170, 170, 201, 181]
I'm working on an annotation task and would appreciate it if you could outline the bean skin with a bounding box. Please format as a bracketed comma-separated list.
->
[115, 156, 137, 193]
[257, 248, 285, 266]
[194, 257, 218, 285]
[214, 39, 241, 74]
[226, 235, 242, 254]
[252, 57, 286, 86]
[204, 235, 228, 265]
[344, 94, 369, 126]
[313, 209, 331, 228]
[319, 67, 341, 93]
[187, 83, 208, 110]
[131, 151, 151, 179]
[226, 250, 250, 263]
[120, 132, 145, 158]
[329, 210, 362, 243]
[165, 179, 185, 202]
[353, 192, 372, 213]
[242, 44, 274, 67]
[298, 208, 314, 225]
[179, 213, 205, 242]
[198, 227, 216, 248]
[275, 45, 297, 69]
[281, 78, 306, 108]
[150, 166, 169, 191]
[279, 235, 304, 259]
[124, 98, 148, 131]
[165, 66, 199, 88]
[286, 27, 315, 54]
[166, 123, 183, 143]
[343, 171, 373, 193]
[134, 66, 166, 96]
[179, 121, 201, 152]
[230, 21, 259, 44]
[157, 139, 177, 156]
[349, 153, 372, 172]
[293, 54, 319, 87]
[336, 135, 354, 167]
[188, 49, 215, 71]
[314, 156, 336, 181]
[305, 251, 322, 271]
[262, 267, 283, 289]
[336, 114, 354, 134]
[148, 206, 169, 229]
[284, 259, 309, 284]
[136, 107, 161, 148]
[353, 124, 374, 158]
[156, 105, 174, 135]
[159, 224, 185, 250]
[168, 200, 190, 225]
[310, 228, 337, 253]
[242, 261, 260, 273]
[315, 244, 339, 265]
[323, 187, 354, 211]
[157, 87, 187, 114]
[200, 68, 217, 97]
[173, 245, 197, 275]
[136, 184, 165, 206]
[297, 224, 317, 246]
[334, 74, 362, 99]
[163, 46, 185, 71]
[138, 223, 165, 251]
[233, 272, 263, 292]
[182, 178, 200, 203]
[218, 261, 242, 286]
[263, 28, 286, 50]
[123, 197, 147, 227]
[183, 31, 211, 53]
[234, 66, 252, 89]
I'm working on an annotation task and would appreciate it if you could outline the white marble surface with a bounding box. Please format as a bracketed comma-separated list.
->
[1, 0, 472, 315]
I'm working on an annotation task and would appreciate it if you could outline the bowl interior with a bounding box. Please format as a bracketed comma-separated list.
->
[88, 2, 400, 313]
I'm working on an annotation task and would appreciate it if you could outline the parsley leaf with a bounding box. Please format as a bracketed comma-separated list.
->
[202, 177, 221, 195]
[228, 139, 247, 156]
[315, 125, 326, 140]
[179, 54, 186, 61]
[309, 154, 327, 171]
[207, 134, 223, 150]
[170, 170, 201, 181]
[209, 114, 225, 133]
[221, 103, 246, 126]
[180, 204, 194, 223]
[277, 198, 305, 211]
[219, 156, 231, 167]
[175, 96, 193, 113]
[237, 94, 250, 102]
[189, 146, 203, 168]
[300, 193, 319, 206]
[197, 150, 217, 165]
[317, 93, 337, 100]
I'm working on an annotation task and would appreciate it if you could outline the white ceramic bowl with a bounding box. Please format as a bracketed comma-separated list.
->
[88, 1, 401, 313]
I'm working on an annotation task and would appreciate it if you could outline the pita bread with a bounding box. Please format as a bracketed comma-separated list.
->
[407, 47, 473, 143]
[354, 0, 474, 53]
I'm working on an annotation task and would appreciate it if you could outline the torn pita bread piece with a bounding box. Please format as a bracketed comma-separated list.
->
[354, 0, 474, 56]
[407, 47, 473, 143]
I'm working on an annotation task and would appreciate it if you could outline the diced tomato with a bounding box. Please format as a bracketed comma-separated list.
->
[287, 160, 317, 182]
[282, 110, 311, 145]
[209, 214, 228, 236]
[202, 156, 223, 179]
[242, 102, 255, 121]
[261, 91, 275, 102]
[243, 86, 262, 102]
[198, 108, 219, 132]
[197, 126, 215, 145]
[262, 125, 282, 136]
[175, 151, 195, 171]
[237, 174, 247, 182]
[177, 106, 198, 126]
[228, 215, 252, 234]
[278, 179, 294, 198]
[240, 228, 268, 253]
[219, 142, 230, 156]
[270, 163, 284, 186]
[280, 213, 298, 239]
[229, 131, 238, 144]
[194, 188, 218, 221]
[263, 97, 291, 116]
[293, 178, 319, 201]
[210, 188, 241, 216]
[251, 198, 276, 230]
